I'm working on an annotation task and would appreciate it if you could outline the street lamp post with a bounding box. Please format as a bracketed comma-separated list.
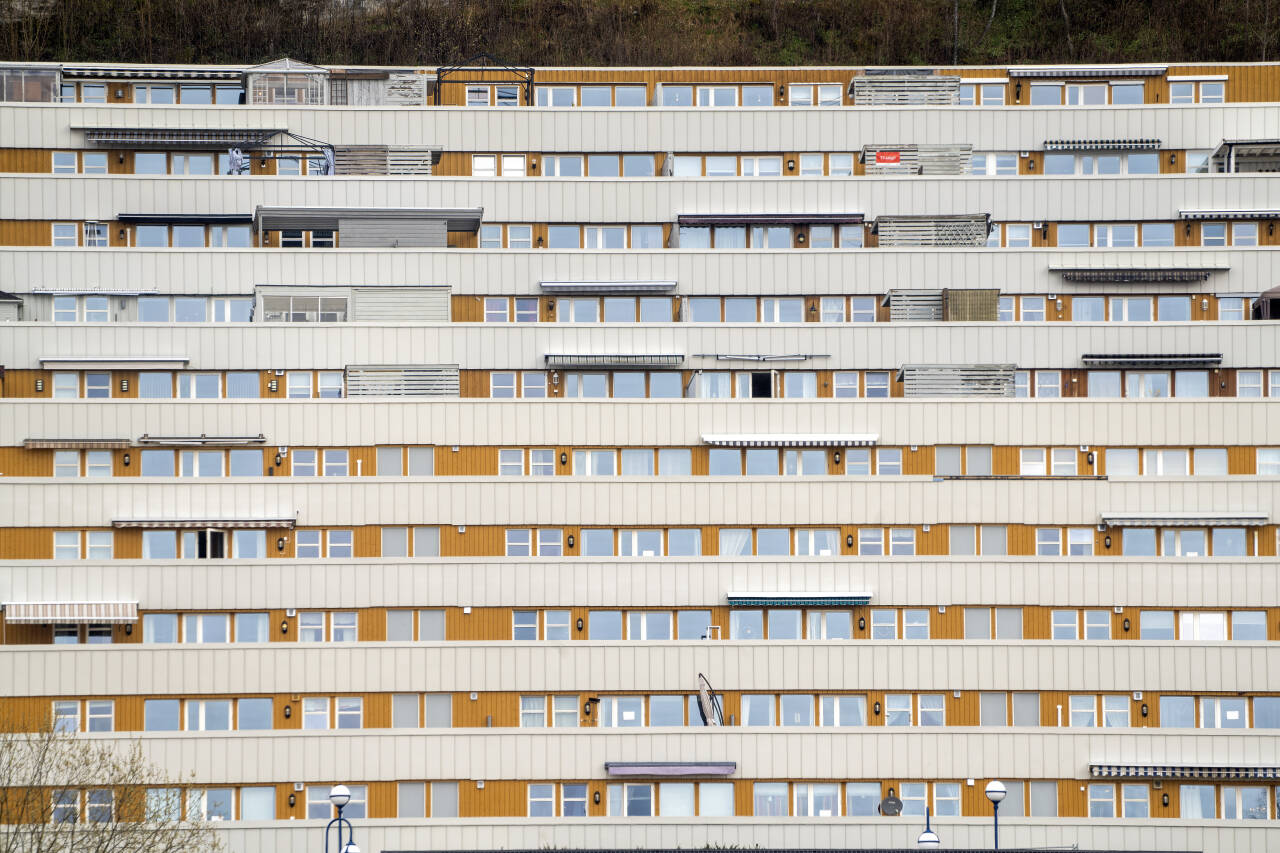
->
[916, 805, 941, 848]
[324, 785, 360, 853]
[985, 779, 1007, 851]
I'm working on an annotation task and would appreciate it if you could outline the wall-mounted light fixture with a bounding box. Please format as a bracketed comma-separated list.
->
[1104, 535, 1112, 549]
[1141, 703, 1149, 717]
[122, 452, 131, 467]
[124, 623, 133, 635]
[288, 792, 296, 807]
[858, 616, 865, 631]
[567, 534, 575, 548]
[1014, 81, 1022, 102]
[1169, 152, 1177, 165]
[873, 701, 882, 716]
[846, 534, 854, 548]
[283, 705, 292, 719]
[35, 378, 44, 392]
[276, 536, 287, 552]
[274, 452, 282, 466]
[1162, 793, 1170, 807]
[576, 618, 584, 632]
[119, 378, 129, 393]
[833, 451, 841, 465]
[560, 452, 568, 465]
[536, 235, 545, 248]
[777, 85, 785, 99]
[117, 152, 125, 164]
[786, 159, 796, 171]
[280, 619, 289, 634]
[268, 379, 278, 393]
[1122, 617, 1131, 632]
[1086, 452, 1095, 465]
[117, 228, 126, 241]
[593, 790, 601, 804]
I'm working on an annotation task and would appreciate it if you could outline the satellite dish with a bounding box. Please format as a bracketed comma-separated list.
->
[696, 673, 724, 726]
[879, 794, 903, 816]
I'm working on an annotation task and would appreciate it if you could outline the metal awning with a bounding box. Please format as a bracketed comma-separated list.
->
[1210, 139, 1280, 159]
[1100, 512, 1268, 528]
[702, 434, 878, 447]
[605, 762, 736, 777]
[539, 281, 677, 294]
[705, 354, 822, 362]
[1179, 209, 1280, 220]
[118, 214, 253, 225]
[62, 65, 245, 80]
[23, 438, 131, 450]
[728, 592, 872, 608]
[1044, 138, 1160, 151]
[1051, 267, 1224, 283]
[38, 356, 189, 370]
[1091, 764, 1280, 781]
[544, 354, 683, 369]
[136, 434, 266, 446]
[75, 127, 283, 149]
[112, 518, 296, 529]
[4, 602, 138, 624]
[677, 213, 863, 226]
[32, 289, 159, 296]
[254, 206, 483, 233]
[1009, 64, 1167, 77]
[1081, 353, 1221, 368]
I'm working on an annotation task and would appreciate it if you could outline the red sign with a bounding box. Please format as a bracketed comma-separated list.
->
[875, 151, 901, 164]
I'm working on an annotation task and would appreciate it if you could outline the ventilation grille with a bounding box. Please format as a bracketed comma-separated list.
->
[345, 365, 460, 397]
[899, 364, 1016, 397]
[851, 75, 961, 105]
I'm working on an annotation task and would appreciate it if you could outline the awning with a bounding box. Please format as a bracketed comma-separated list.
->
[1081, 353, 1221, 368]
[702, 434, 877, 447]
[112, 518, 296, 529]
[62, 65, 245, 80]
[4, 602, 138, 624]
[1100, 512, 1268, 528]
[605, 762, 736, 777]
[118, 213, 253, 225]
[1210, 139, 1280, 160]
[32, 289, 159, 296]
[677, 213, 863, 226]
[704, 354, 822, 362]
[23, 438, 131, 450]
[728, 592, 872, 608]
[544, 354, 683, 369]
[1051, 267, 1224, 283]
[1044, 138, 1160, 151]
[1091, 764, 1280, 781]
[539, 281, 677, 295]
[38, 356, 189, 370]
[254, 206, 483, 233]
[1009, 64, 1167, 77]
[1179, 209, 1280, 220]
[75, 127, 283, 149]
[136, 434, 266, 446]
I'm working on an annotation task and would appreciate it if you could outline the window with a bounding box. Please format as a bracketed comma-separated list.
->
[1140, 610, 1175, 639]
[1222, 786, 1269, 819]
[1102, 695, 1130, 727]
[1051, 610, 1077, 640]
[236, 700, 271, 734]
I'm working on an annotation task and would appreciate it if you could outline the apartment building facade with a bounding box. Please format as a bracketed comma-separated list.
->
[0, 57, 1278, 853]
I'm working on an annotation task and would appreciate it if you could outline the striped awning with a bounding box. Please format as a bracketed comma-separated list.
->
[544, 354, 683, 369]
[24, 438, 131, 450]
[62, 66, 245, 80]
[1100, 512, 1268, 528]
[76, 127, 283, 149]
[702, 434, 877, 447]
[728, 592, 872, 608]
[1091, 764, 1280, 781]
[1180, 209, 1280, 220]
[112, 518, 296, 529]
[1009, 64, 1167, 77]
[4, 602, 137, 624]
[539, 281, 677, 294]
[1052, 267, 1223, 283]
[605, 762, 736, 777]
[1044, 138, 1161, 151]
[1081, 353, 1221, 368]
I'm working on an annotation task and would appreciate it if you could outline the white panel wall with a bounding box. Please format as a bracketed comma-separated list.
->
[2, 479, 1277, 526]
[4, 644, 1275, 696]
[4, 102, 1280, 152]
[1, 246, 1270, 297]
[4, 322, 1275, 369]
[5, 399, 1277, 447]
[0, 559, 1274, 610]
[58, 729, 1280, 782]
[3, 175, 1278, 222]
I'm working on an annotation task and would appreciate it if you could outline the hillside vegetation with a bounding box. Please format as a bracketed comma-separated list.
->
[2, 0, 1278, 66]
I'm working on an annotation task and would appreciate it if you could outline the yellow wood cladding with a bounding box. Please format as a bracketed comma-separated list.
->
[0, 148, 52, 173]
[0, 220, 52, 246]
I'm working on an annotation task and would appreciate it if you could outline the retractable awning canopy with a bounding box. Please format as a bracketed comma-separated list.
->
[1009, 64, 1167, 77]
[254, 206, 483, 232]
[1044, 138, 1161, 151]
[62, 65, 245, 80]
[539, 281, 677, 294]
[136, 434, 266, 446]
[24, 438, 131, 450]
[1051, 267, 1224, 283]
[1091, 764, 1280, 781]
[4, 602, 137, 624]
[1100, 512, 1268, 528]
[728, 592, 872, 608]
[1179, 209, 1280, 220]
[1081, 353, 1221, 368]
[75, 127, 284, 149]
[702, 434, 877, 447]
[544, 354, 684, 369]
[605, 762, 736, 777]
[112, 518, 297, 529]
[118, 213, 253, 225]
[677, 213, 863, 226]
[39, 356, 188, 370]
